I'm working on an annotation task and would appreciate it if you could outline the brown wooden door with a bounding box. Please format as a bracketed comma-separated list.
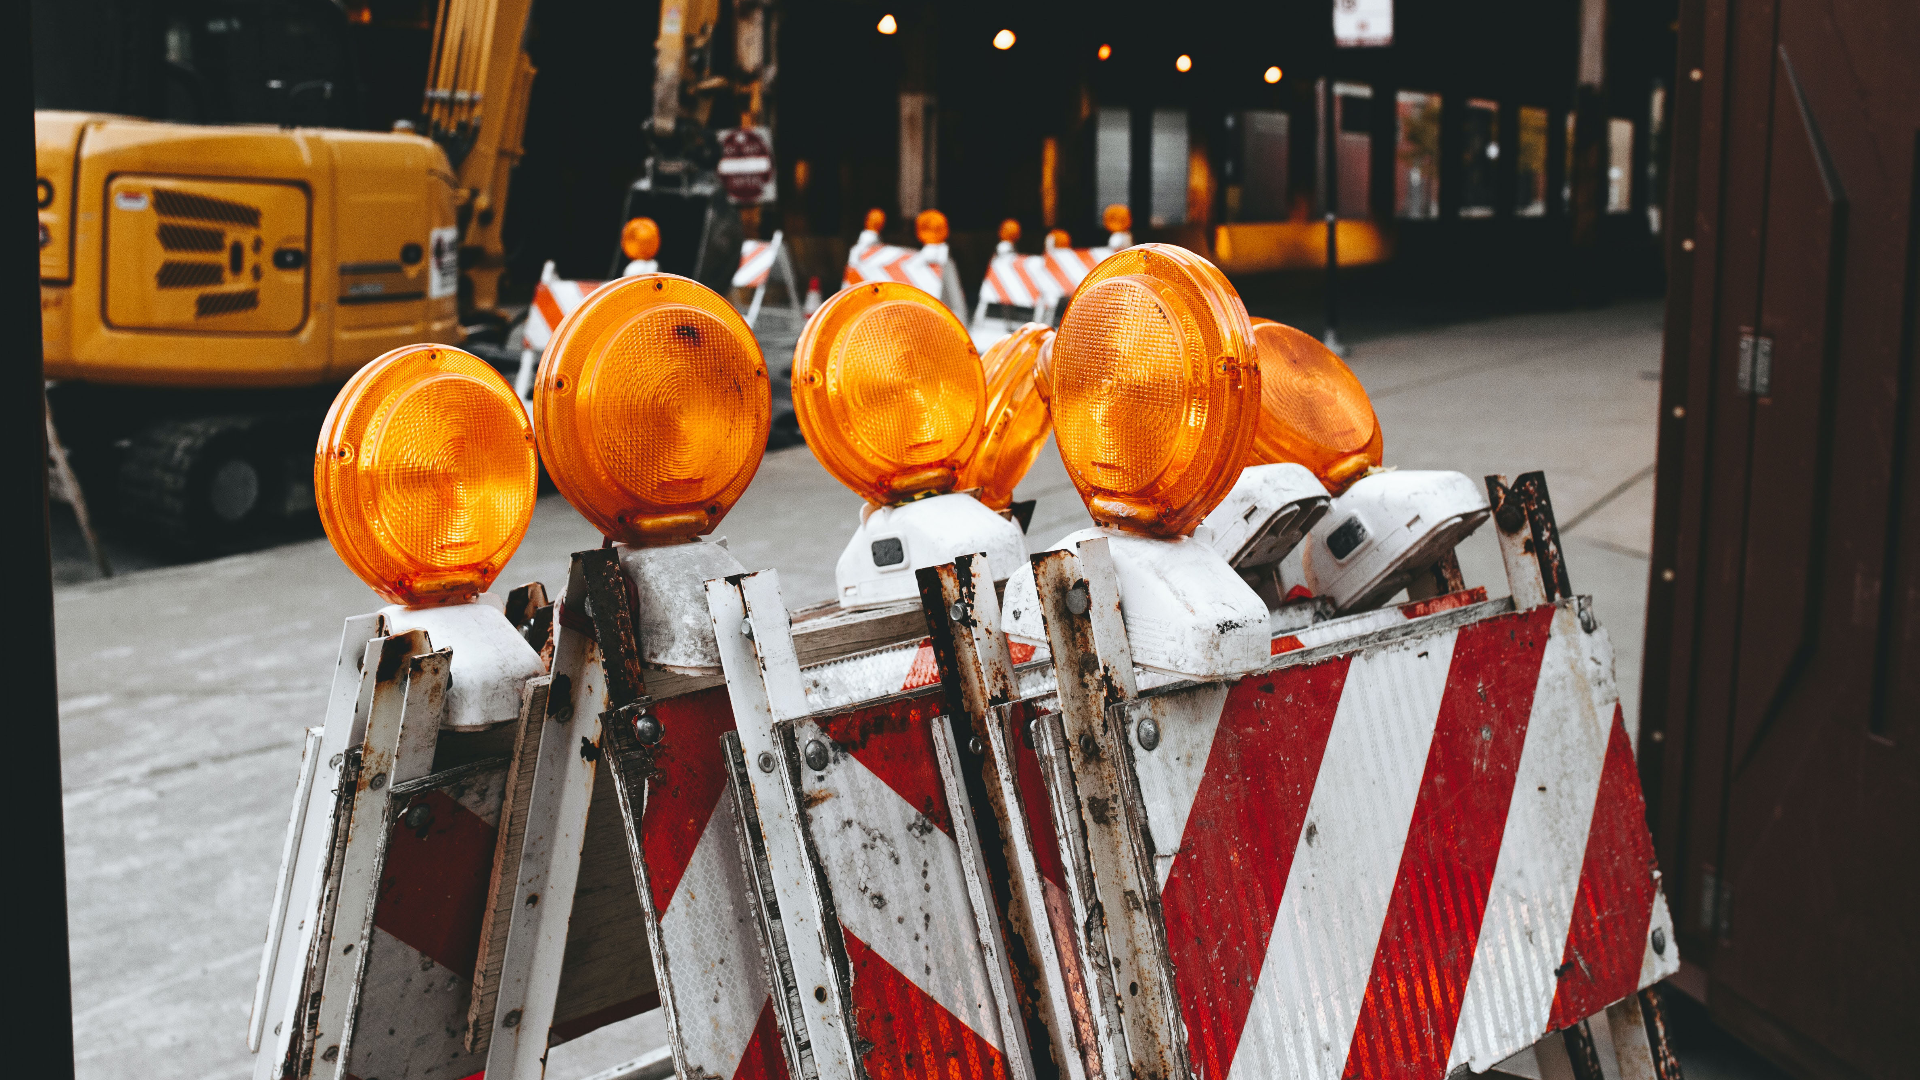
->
[1641, 0, 1919, 1076]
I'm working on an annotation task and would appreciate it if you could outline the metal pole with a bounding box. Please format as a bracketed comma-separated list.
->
[12, 13, 78, 1077]
[1323, 79, 1345, 357]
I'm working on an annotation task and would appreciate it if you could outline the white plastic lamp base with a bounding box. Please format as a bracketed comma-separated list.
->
[1201, 462, 1332, 569]
[1002, 526, 1270, 681]
[617, 537, 749, 674]
[835, 492, 1028, 610]
[1302, 469, 1491, 613]
[382, 597, 545, 730]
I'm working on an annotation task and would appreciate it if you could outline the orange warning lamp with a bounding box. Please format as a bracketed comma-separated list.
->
[316, 344, 538, 607]
[793, 281, 985, 505]
[960, 323, 1053, 509]
[1047, 228, 1072, 250]
[533, 274, 771, 545]
[1246, 318, 1382, 493]
[916, 209, 950, 245]
[998, 218, 1021, 244]
[1103, 204, 1132, 234]
[864, 208, 887, 232]
[621, 217, 661, 262]
[1048, 243, 1260, 538]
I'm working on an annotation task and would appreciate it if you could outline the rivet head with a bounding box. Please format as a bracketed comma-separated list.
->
[804, 739, 830, 771]
[1651, 926, 1667, 955]
[814, 985, 828, 1003]
[632, 711, 664, 745]
[369, 772, 387, 791]
[757, 751, 777, 772]
[1078, 733, 1097, 758]
[403, 803, 431, 828]
[1136, 717, 1160, 751]
[968, 736, 985, 756]
[503, 1008, 522, 1029]
[740, 618, 755, 639]
[949, 601, 967, 623]
[328, 752, 344, 770]
[1065, 584, 1091, 615]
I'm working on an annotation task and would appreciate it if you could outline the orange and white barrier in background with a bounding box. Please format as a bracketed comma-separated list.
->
[969, 245, 1113, 348]
[732, 230, 804, 329]
[515, 261, 605, 399]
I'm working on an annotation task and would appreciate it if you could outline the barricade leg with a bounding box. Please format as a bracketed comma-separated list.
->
[712, 569, 1039, 1080]
[918, 554, 1098, 1080]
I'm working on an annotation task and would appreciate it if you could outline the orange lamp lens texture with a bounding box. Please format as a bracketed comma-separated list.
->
[999, 218, 1021, 243]
[915, 209, 950, 245]
[1103, 204, 1132, 234]
[533, 274, 771, 545]
[316, 344, 538, 607]
[1246, 318, 1382, 492]
[621, 217, 661, 261]
[793, 281, 985, 504]
[1049, 244, 1261, 537]
[865, 208, 887, 232]
[960, 323, 1054, 509]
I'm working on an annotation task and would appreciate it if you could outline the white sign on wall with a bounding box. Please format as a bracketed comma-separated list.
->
[1334, 0, 1393, 47]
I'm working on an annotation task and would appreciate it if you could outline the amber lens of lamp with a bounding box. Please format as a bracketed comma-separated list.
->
[621, 217, 661, 261]
[999, 218, 1021, 243]
[793, 281, 984, 504]
[916, 209, 949, 245]
[1246, 317, 1382, 492]
[1103, 204, 1132, 233]
[1047, 229, 1072, 249]
[960, 323, 1054, 509]
[533, 274, 771, 545]
[1049, 244, 1260, 537]
[865, 208, 887, 232]
[316, 345, 537, 606]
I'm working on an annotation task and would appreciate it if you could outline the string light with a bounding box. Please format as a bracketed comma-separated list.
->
[1264, 65, 1283, 84]
[877, 13, 897, 34]
[1097, 43, 1112, 60]
[1175, 54, 1193, 72]
[993, 28, 1015, 50]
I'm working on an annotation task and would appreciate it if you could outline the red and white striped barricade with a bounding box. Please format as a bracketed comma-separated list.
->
[968, 246, 1113, 349]
[515, 261, 606, 399]
[843, 240, 969, 318]
[1005, 471, 1682, 1080]
[247, 585, 674, 1080]
[733, 230, 804, 330]
[707, 569, 1052, 1080]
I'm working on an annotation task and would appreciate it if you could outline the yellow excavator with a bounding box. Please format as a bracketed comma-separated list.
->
[36, 0, 535, 551]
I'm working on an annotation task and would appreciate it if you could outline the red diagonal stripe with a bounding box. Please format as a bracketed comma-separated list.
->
[818, 695, 953, 836]
[843, 929, 1009, 1080]
[1547, 704, 1658, 1028]
[1343, 605, 1556, 1080]
[1158, 656, 1353, 1080]
[533, 284, 564, 334]
[373, 789, 496, 979]
[736, 997, 789, 1080]
[638, 686, 739, 913]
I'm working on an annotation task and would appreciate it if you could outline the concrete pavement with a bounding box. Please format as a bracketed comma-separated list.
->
[54, 299, 1664, 1079]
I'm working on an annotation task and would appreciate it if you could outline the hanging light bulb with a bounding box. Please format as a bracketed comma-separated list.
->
[993, 28, 1016, 50]
[1264, 65, 1283, 84]
[877, 13, 898, 34]
[1176, 53, 1193, 72]
[1097, 43, 1112, 61]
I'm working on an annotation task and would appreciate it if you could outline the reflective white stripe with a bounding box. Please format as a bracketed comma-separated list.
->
[797, 720, 1007, 1053]
[734, 240, 777, 288]
[658, 788, 773, 1078]
[1127, 682, 1230, 890]
[718, 156, 772, 175]
[1228, 629, 1458, 1080]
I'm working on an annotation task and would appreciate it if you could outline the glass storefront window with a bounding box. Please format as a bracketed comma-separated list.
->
[1516, 106, 1548, 216]
[1461, 98, 1499, 218]
[1239, 110, 1290, 221]
[1608, 117, 1635, 213]
[1335, 82, 1373, 218]
[1395, 90, 1441, 219]
[1150, 108, 1189, 227]
[1096, 107, 1131, 222]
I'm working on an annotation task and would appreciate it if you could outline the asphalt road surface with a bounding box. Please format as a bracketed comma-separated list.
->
[54, 300, 1694, 1079]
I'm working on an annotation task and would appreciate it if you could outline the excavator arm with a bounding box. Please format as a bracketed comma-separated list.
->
[422, 0, 538, 319]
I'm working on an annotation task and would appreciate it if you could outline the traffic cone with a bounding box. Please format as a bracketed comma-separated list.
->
[803, 276, 823, 315]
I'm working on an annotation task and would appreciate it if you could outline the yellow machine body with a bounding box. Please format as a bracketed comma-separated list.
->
[38, 111, 461, 389]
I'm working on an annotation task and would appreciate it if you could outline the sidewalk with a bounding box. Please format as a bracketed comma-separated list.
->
[53, 299, 1665, 1079]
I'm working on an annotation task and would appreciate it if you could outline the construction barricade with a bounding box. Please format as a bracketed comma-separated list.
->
[250, 251, 1683, 1080]
[733, 230, 803, 330]
[968, 244, 1113, 350]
